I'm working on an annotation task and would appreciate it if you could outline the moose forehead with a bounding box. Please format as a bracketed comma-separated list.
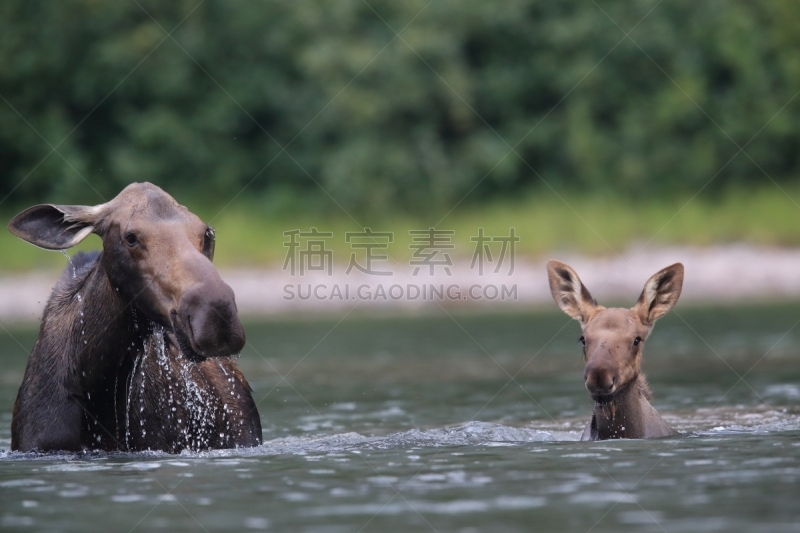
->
[106, 184, 202, 227]
[584, 308, 641, 336]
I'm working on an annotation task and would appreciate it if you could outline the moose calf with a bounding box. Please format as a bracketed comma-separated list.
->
[547, 260, 683, 440]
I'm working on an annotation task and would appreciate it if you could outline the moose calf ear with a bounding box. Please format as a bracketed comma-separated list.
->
[634, 263, 684, 325]
[8, 204, 98, 250]
[546, 260, 599, 325]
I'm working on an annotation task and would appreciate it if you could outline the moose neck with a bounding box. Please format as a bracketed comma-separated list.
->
[77, 260, 136, 370]
[72, 254, 149, 447]
[590, 374, 651, 440]
[42, 253, 138, 406]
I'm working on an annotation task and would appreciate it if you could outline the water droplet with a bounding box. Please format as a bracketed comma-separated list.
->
[62, 250, 78, 279]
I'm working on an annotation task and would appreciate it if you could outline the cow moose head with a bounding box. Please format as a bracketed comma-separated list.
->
[8, 182, 245, 360]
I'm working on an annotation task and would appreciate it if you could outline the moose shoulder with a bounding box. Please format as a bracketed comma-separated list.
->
[9, 182, 262, 453]
[546, 260, 683, 441]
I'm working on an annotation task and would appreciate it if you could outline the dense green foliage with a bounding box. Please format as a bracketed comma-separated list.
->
[1, 0, 799, 214]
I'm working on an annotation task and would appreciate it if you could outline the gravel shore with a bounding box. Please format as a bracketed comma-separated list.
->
[2, 244, 799, 323]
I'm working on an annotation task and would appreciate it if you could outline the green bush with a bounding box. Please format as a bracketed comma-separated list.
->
[1, 0, 799, 214]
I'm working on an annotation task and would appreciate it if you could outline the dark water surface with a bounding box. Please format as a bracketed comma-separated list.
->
[1, 305, 799, 532]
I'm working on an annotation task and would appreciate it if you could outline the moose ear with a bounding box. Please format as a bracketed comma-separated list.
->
[634, 263, 684, 325]
[547, 260, 600, 325]
[8, 204, 101, 250]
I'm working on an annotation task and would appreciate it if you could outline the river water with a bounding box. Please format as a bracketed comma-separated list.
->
[1, 305, 799, 532]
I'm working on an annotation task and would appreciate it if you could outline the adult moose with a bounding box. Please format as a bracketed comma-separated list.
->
[9, 183, 262, 452]
[547, 260, 683, 440]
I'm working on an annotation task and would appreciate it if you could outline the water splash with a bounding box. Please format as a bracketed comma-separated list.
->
[124, 323, 232, 451]
[113, 373, 120, 443]
[61, 250, 76, 279]
[197, 422, 555, 458]
[125, 352, 143, 449]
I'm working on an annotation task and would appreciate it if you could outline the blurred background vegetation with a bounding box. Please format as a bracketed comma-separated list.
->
[1, 0, 800, 269]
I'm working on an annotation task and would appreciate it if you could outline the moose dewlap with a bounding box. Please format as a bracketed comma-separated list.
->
[8, 182, 262, 453]
[546, 260, 683, 441]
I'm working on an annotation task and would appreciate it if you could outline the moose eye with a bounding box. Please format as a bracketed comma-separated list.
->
[124, 232, 138, 247]
[579, 336, 586, 346]
[203, 227, 216, 261]
[633, 336, 642, 347]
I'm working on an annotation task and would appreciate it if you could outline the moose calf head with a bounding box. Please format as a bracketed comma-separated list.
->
[547, 260, 683, 401]
[8, 182, 245, 360]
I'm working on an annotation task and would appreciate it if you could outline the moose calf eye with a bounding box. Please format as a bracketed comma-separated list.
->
[579, 336, 586, 346]
[124, 233, 138, 247]
[633, 336, 642, 347]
